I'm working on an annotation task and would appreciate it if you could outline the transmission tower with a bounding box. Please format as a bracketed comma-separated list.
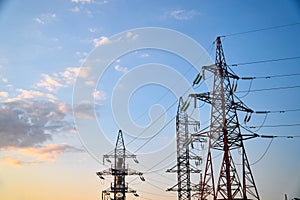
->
[166, 97, 205, 200]
[191, 36, 260, 200]
[96, 130, 145, 200]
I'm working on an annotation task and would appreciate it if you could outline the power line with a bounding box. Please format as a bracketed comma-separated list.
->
[236, 85, 300, 93]
[248, 123, 300, 128]
[240, 72, 300, 80]
[240, 124, 300, 138]
[221, 22, 300, 37]
[129, 80, 204, 152]
[126, 83, 197, 147]
[132, 65, 195, 123]
[143, 176, 173, 186]
[229, 56, 300, 67]
[133, 115, 175, 153]
[138, 188, 176, 197]
[130, 43, 214, 130]
[251, 138, 273, 166]
[128, 150, 176, 185]
[236, 138, 274, 166]
[137, 154, 177, 182]
[254, 108, 300, 114]
[126, 101, 177, 146]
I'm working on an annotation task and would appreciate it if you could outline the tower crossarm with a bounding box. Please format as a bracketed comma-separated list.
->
[190, 92, 212, 105]
[189, 93, 253, 114]
[96, 168, 112, 179]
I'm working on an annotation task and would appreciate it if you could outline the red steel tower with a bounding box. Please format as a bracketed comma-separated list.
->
[192, 37, 260, 200]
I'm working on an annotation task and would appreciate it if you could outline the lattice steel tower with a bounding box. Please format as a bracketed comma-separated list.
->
[96, 130, 145, 200]
[191, 36, 260, 200]
[166, 97, 204, 200]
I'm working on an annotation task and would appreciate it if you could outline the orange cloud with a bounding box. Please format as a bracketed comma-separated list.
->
[1, 156, 40, 167]
[18, 144, 83, 161]
[0, 91, 8, 98]
[0, 144, 84, 166]
[35, 67, 89, 92]
[16, 89, 57, 100]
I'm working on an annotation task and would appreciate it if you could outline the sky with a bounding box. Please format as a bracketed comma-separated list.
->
[0, 0, 300, 200]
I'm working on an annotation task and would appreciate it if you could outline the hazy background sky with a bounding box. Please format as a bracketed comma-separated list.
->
[0, 0, 300, 200]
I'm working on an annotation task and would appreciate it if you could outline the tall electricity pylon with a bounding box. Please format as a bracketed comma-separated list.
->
[167, 97, 205, 200]
[96, 130, 145, 200]
[191, 36, 260, 200]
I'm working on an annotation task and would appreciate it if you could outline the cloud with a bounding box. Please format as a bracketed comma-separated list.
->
[73, 100, 103, 120]
[35, 74, 62, 92]
[34, 13, 57, 25]
[34, 18, 44, 24]
[16, 89, 57, 100]
[1, 156, 41, 167]
[126, 31, 139, 40]
[85, 80, 96, 86]
[70, 6, 80, 12]
[1, 144, 84, 166]
[1, 77, 8, 83]
[114, 65, 128, 73]
[75, 51, 89, 64]
[0, 100, 72, 149]
[71, 0, 109, 4]
[35, 67, 81, 92]
[73, 101, 95, 119]
[71, 0, 94, 3]
[19, 144, 84, 161]
[0, 92, 8, 98]
[93, 36, 111, 47]
[169, 9, 199, 20]
[92, 90, 106, 100]
[88, 28, 97, 33]
[140, 53, 150, 58]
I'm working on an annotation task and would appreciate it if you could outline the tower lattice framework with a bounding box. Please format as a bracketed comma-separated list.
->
[167, 97, 204, 200]
[96, 130, 145, 200]
[191, 36, 260, 200]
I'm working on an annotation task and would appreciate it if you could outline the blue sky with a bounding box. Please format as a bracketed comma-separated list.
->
[0, 0, 300, 200]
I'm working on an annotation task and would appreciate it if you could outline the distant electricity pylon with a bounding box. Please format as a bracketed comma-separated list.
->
[166, 97, 206, 200]
[96, 130, 145, 200]
[190, 36, 260, 200]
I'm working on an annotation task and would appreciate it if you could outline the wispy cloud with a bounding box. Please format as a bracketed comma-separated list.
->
[15, 89, 57, 100]
[70, 6, 80, 12]
[93, 36, 111, 47]
[169, 9, 199, 20]
[71, 0, 94, 4]
[88, 27, 97, 33]
[1, 144, 84, 166]
[19, 144, 84, 161]
[114, 65, 128, 73]
[71, 0, 109, 4]
[75, 51, 89, 64]
[1, 156, 41, 167]
[34, 13, 57, 25]
[140, 53, 150, 58]
[0, 92, 8, 98]
[92, 90, 106, 100]
[126, 31, 139, 40]
[1, 77, 8, 83]
[35, 67, 81, 92]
